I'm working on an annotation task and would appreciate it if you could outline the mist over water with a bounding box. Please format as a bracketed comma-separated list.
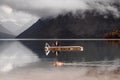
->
[0, 40, 120, 80]
[0, 60, 120, 80]
[0, 41, 39, 72]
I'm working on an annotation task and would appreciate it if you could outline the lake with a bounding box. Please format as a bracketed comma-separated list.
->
[0, 40, 120, 80]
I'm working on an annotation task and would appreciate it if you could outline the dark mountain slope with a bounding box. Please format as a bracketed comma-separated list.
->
[17, 13, 120, 38]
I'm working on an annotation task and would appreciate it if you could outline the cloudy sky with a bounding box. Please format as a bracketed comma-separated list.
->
[0, 0, 120, 36]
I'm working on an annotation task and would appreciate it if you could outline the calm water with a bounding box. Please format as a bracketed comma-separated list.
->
[19, 40, 120, 61]
[0, 40, 120, 80]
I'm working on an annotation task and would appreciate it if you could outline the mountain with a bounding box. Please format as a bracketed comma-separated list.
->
[17, 13, 120, 60]
[0, 24, 14, 38]
[17, 12, 120, 38]
[1, 18, 38, 36]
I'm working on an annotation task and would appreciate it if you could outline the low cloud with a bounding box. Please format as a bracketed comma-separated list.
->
[0, 0, 120, 18]
[0, 0, 120, 36]
[0, 5, 38, 36]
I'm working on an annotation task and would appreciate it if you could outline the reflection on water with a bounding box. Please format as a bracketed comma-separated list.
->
[106, 40, 120, 47]
[0, 41, 39, 72]
[0, 40, 120, 80]
[18, 40, 120, 62]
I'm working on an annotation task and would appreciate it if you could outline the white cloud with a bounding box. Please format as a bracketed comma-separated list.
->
[1, 5, 13, 14]
[0, 5, 39, 36]
[0, 0, 120, 18]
